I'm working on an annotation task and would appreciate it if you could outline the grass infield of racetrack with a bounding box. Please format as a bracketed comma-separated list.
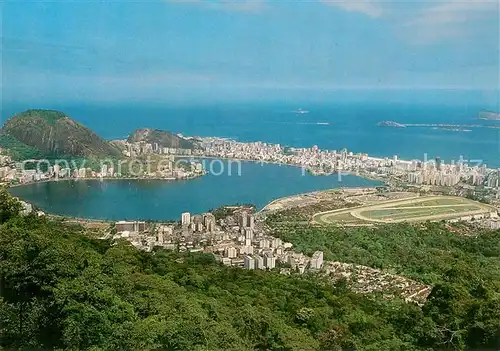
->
[312, 196, 496, 225]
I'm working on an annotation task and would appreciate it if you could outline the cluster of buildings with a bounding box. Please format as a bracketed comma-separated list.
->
[120, 140, 194, 157]
[193, 137, 500, 200]
[0, 148, 87, 184]
[0, 155, 204, 186]
[405, 157, 489, 187]
[206, 210, 325, 272]
[485, 169, 500, 188]
[196, 138, 283, 163]
[181, 211, 217, 233]
[477, 217, 500, 230]
[3, 135, 500, 200]
[324, 261, 431, 305]
[0, 153, 16, 184]
[112, 220, 160, 250]
[109, 208, 434, 304]
[1, 164, 115, 185]
[111, 208, 325, 273]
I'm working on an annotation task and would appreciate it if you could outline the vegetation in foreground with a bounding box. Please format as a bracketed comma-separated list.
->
[1, 189, 499, 350]
[267, 212, 500, 285]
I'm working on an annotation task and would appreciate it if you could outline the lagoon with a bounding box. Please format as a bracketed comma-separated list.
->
[10, 160, 381, 221]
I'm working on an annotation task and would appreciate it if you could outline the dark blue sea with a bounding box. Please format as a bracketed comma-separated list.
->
[4, 101, 500, 220]
[3, 101, 499, 166]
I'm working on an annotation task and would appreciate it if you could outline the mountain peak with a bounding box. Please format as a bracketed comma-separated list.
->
[15, 109, 68, 126]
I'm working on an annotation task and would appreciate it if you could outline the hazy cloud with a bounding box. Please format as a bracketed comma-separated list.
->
[409, 0, 497, 26]
[321, 0, 384, 17]
[403, 0, 499, 43]
[319, 0, 497, 43]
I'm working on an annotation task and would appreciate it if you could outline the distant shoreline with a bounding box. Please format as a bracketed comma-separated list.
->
[191, 155, 387, 183]
[8, 175, 202, 189]
[10, 156, 385, 190]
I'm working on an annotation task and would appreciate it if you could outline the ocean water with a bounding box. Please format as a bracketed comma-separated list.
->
[3, 101, 499, 167]
[3, 101, 500, 220]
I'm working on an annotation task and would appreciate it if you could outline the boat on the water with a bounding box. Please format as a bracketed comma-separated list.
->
[294, 108, 309, 114]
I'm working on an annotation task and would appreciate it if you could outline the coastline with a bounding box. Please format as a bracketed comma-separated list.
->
[16, 185, 380, 224]
[9, 155, 386, 190]
[184, 155, 389, 184]
[8, 173, 206, 189]
[9, 158, 381, 222]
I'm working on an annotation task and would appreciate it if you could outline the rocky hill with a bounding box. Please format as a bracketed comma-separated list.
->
[127, 128, 197, 149]
[1, 109, 121, 158]
[478, 110, 500, 120]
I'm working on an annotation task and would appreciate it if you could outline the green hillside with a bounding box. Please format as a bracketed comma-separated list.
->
[1, 189, 499, 350]
[0, 133, 47, 160]
[1, 109, 122, 158]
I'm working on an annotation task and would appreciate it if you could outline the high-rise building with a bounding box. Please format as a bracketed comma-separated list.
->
[181, 212, 191, 226]
[435, 156, 441, 171]
[191, 215, 204, 232]
[116, 221, 146, 233]
[196, 222, 204, 232]
[341, 148, 348, 162]
[310, 251, 324, 269]
[203, 213, 216, 232]
[254, 255, 265, 270]
[244, 255, 255, 270]
[249, 215, 255, 229]
[264, 254, 276, 269]
[240, 212, 249, 228]
[245, 228, 254, 240]
[259, 238, 270, 249]
[225, 247, 237, 258]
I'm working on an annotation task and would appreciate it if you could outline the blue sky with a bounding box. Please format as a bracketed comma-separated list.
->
[1, 0, 499, 104]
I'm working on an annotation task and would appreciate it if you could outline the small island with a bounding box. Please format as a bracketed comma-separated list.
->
[377, 120, 406, 128]
[478, 110, 500, 120]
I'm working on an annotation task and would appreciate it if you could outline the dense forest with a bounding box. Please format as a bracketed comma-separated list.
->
[0, 134, 47, 161]
[1, 189, 499, 350]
